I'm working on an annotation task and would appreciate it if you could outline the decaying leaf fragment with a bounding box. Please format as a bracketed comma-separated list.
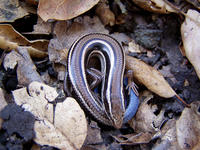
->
[129, 94, 166, 133]
[96, 2, 115, 26]
[113, 132, 153, 145]
[38, 0, 100, 21]
[181, 9, 200, 80]
[0, 24, 48, 58]
[176, 101, 200, 149]
[13, 82, 87, 150]
[3, 48, 43, 86]
[132, 0, 176, 14]
[0, 0, 29, 22]
[126, 55, 176, 98]
[17, 47, 43, 86]
[153, 119, 178, 150]
[3, 51, 21, 70]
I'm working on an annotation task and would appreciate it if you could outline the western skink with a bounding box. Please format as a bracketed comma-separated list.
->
[64, 33, 139, 128]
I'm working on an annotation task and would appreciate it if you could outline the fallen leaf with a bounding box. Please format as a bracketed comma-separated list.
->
[181, 9, 200, 80]
[176, 101, 200, 149]
[129, 94, 166, 133]
[96, 2, 115, 26]
[0, 24, 48, 58]
[3, 51, 21, 70]
[13, 82, 87, 150]
[49, 16, 108, 66]
[38, 0, 100, 21]
[128, 40, 147, 53]
[0, 0, 29, 22]
[48, 38, 68, 65]
[3, 48, 43, 87]
[126, 56, 191, 107]
[126, 55, 176, 98]
[153, 119, 179, 150]
[16, 47, 43, 86]
[84, 121, 103, 145]
[132, 0, 176, 14]
[113, 132, 153, 145]
[52, 16, 108, 50]
[33, 17, 52, 34]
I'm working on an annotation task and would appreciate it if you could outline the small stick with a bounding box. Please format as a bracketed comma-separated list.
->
[175, 94, 191, 108]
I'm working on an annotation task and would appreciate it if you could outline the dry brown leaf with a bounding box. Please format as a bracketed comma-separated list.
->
[0, 24, 48, 58]
[96, 2, 115, 26]
[176, 101, 200, 150]
[132, 0, 176, 14]
[128, 40, 148, 53]
[152, 119, 179, 150]
[49, 16, 108, 66]
[0, 0, 29, 22]
[126, 55, 176, 98]
[33, 17, 52, 34]
[53, 16, 108, 50]
[48, 38, 68, 65]
[85, 121, 103, 145]
[113, 132, 153, 145]
[181, 9, 200, 80]
[129, 95, 166, 133]
[38, 0, 100, 21]
[13, 82, 87, 150]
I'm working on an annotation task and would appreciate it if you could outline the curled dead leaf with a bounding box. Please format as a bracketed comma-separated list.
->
[13, 82, 87, 150]
[132, 0, 176, 14]
[181, 9, 200, 80]
[129, 95, 166, 133]
[0, 24, 48, 58]
[38, 0, 100, 21]
[126, 55, 176, 98]
[176, 101, 200, 149]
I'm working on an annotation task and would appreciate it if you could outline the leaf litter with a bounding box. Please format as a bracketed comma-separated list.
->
[0, 0, 200, 149]
[13, 81, 87, 150]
